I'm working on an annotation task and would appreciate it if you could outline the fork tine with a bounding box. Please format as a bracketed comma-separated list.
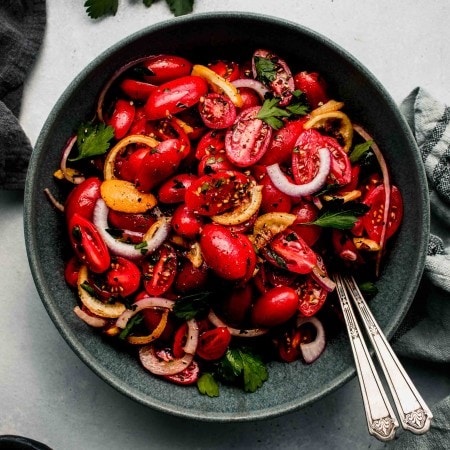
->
[342, 274, 433, 434]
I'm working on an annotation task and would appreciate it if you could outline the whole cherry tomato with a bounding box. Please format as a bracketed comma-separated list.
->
[174, 260, 208, 293]
[195, 129, 226, 160]
[266, 229, 317, 275]
[220, 284, 254, 326]
[251, 286, 299, 328]
[64, 256, 81, 288]
[251, 165, 292, 213]
[237, 87, 262, 109]
[225, 106, 272, 167]
[293, 71, 329, 109]
[135, 139, 184, 192]
[144, 75, 208, 120]
[158, 173, 198, 204]
[258, 118, 307, 166]
[107, 210, 156, 233]
[198, 93, 237, 129]
[141, 55, 193, 84]
[171, 203, 204, 240]
[142, 244, 177, 296]
[107, 99, 135, 140]
[118, 147, 150, 182]
[362, 184, 403, 244]
[68, 213, 111, 274]
[200, 224, 256, 281]
[290, 200, 322, 247]
[184, 170, 250, 216]
[119, 78, 157, 101]
[196, 327, 232, 360]
[91, 256, 141, 298]
[65, 177, 102, 222]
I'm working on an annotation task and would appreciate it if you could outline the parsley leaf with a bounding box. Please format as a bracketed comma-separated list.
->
[166, 0, 194, 16]
[172, 291, 212, 320]
[71, 122, 115, 162]
[307, 207, 368, 230]
[84, 0, 118, 19]
[349, 140, 373, 163]
[256, 98, 291, 130]
[218, 348, 268, 393]
[253, 56, 277, 84]
[197, 373, 220, 397]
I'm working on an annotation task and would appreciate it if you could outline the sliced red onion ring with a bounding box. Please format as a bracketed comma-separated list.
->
[311, 265, 336, 292]
[296, 316, 326, 364]
[60, 135, 85, 184]
[139, 346, 194, 376]
[266, 148, 331, 198]
[93, 198, 170, 260]
[231, 78, 269, 100]
[116, 296, 175, 329]
[73, 306, 108, 328]
[208, 310, 268, 338]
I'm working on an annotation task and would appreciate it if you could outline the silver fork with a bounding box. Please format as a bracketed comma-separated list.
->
[333, 273, 433, 441]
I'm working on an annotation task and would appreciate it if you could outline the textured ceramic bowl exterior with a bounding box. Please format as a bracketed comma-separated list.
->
[24, 12, 429, 421]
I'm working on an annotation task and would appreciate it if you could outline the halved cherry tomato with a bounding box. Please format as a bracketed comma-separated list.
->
[135, 138, 184, 192]
[68, 213, 111, 273]
[362, 184, 403, 243]
[164, 360, 200, 385]
[200, 224, 256, 281]
[65, 177, 102, 222]
[266, 229, 317, 275]
[276, 328, 303, 362]
[258, 118, 307, 166]
[171, 203, 204, 240]
[184, 170, 250, 216]
[142, 244, 177, 296]
[196, 327, 232, 360]
[119, 79, 157, 101]
[322, 135, 352, 186]
[253, 49, 294, 106]
[141, 55, 193, 84]
[158, 173, 198, 204]
[198, 93, 237, 129]
[225, 106, 272, 167]
[251, 286, 299, 328]
[153, 117, 191, 159]
[293, 274, 328, 317]
[107, 99, 135, 140]
[118, 147, 150, 182]
[293, 71, 329, 109]
[208, 60, 240, 81]
[144, 75, 208, 120]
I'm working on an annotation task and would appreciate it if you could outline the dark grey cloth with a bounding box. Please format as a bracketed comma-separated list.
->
[0, 0, 46, 190]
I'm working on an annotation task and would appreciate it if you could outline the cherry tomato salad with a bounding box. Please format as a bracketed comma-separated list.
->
[48, 49, 403, 396]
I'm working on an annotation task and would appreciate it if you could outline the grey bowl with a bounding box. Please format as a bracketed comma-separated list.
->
[24, 12, 429, 421]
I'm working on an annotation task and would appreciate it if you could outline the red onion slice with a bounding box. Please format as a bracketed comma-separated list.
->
[60, 135, 85, 184]
[139, 346, 195, 376]
[93, 198, 170, 260]
[296, 316, 326, 364]
[208, 309, 268, 338]
[231, 78, 269, 100]
[116, 296, 175, 329]
[311, 266, 336, 292]
[73, 306, 108, 328]
[266, 148, 331, 198]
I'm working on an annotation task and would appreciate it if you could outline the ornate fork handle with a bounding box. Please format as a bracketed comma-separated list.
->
[343, 275, 433, 434]
[334, 273, 399, 441]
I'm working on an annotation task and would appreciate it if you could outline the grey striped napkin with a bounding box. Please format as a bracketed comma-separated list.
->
[389, 87, 450, 448]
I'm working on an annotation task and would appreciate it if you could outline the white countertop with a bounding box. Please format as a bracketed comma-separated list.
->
[1, 1, 449, 449]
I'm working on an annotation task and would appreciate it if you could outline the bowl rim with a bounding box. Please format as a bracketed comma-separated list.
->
[23, 11, 429, 422]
